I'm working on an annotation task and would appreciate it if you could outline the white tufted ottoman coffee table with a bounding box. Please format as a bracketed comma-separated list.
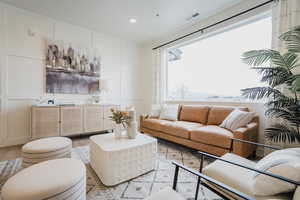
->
[21, 137, 72, 168]
[1, 158, 86, 200]
[90, 133, 157, 186]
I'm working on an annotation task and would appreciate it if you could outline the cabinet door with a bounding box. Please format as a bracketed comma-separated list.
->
[60, 106, 83, 136]
[84, 106, 103, 133]
[32, 107, 60, 139]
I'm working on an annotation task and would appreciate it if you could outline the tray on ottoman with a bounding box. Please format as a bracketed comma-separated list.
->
[90, 133, 157, 186]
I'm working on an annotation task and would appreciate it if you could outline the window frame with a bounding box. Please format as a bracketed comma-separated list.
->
[164, 11, 271, 103]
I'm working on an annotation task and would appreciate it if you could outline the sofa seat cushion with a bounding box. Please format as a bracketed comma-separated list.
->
[203, 153, 256, 195]
[190, 125, 233, 148]
[179, 105, 209, 124]
[160, 121, 203, 139]
[142, 118, 170, 131]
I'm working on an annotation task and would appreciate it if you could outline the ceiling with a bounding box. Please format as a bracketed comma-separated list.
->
[0, 0, 245, 43]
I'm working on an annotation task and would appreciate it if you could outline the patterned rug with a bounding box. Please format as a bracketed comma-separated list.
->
[0, 140, 221, 200]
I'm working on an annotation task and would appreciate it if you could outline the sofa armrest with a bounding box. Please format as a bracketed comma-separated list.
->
[232, 122, 259, 157]
[140, 114, 148, 128]
[140, 114, 148, 121]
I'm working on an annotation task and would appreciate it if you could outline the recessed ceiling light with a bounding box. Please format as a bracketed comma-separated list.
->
[129, 18, 137, 23]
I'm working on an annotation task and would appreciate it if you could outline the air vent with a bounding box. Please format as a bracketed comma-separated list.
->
[186, 12, 200, 21]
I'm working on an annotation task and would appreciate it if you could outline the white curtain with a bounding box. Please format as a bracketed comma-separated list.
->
[265, 0, 300, 151]
[152, 48, 166, 104]
[272, 0, 300, 51]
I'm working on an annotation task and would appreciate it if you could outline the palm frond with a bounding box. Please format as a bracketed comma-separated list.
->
[280, 26, 300, 53]
[252, 67, 292, 87]
[265, 107, 300, 126]
[270, 52, 289, 68]
[282, 52, 299, 70]
[266, 96, 296, 109]
[287, 74, 300, 86]
[242, 50, 296, 71]
[242, 49, 277, 66]
[265, 123, 300, 143]
[241, 87, 283, 100]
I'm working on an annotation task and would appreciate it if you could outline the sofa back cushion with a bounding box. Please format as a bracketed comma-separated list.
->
[207, 106, 249, 125]
[179, 105, 209, 124]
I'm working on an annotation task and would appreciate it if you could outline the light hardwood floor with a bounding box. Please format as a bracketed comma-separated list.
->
[0, 136, 91, 162]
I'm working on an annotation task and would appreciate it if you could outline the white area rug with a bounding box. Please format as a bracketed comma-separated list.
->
[0, 141, 221, 200]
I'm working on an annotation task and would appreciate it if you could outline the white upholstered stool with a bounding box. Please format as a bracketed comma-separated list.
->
[1, 158, 86, 200]
[21, 137, 72, 167]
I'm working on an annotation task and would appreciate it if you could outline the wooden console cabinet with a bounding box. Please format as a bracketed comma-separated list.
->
[31, 104, 118, 139]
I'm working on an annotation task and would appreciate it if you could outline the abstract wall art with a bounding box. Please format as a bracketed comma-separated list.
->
[46, 40, 101, 94]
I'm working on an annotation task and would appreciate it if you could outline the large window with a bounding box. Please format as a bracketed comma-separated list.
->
[166, 16, 272, 101]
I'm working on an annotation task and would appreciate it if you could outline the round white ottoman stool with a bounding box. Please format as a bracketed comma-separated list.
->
[21, 137, 72, 168]
[1, 158, 86, 200]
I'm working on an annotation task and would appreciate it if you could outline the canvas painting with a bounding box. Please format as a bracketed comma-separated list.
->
[45, 41, 101, 94]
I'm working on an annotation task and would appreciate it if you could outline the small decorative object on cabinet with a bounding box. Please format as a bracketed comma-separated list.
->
[109, 108, 130, 139]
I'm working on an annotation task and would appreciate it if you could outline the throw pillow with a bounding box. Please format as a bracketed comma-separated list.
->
[149, 104, 162, 118]
[253, 148, 300, 196]
[220, 109, 255, 131]
[160, 104, 179, 121]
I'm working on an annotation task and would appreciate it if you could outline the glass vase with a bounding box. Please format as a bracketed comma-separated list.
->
[113, 123, 123, 140]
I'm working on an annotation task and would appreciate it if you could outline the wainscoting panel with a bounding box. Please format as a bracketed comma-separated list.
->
[0, 99, 5, 145]
[92, 32, 122, 101]
[5, 99, 34, 144]
[6, 56, 44, 97]
[5, 5, 53, 59]
[0, 4, 4, 97]
[54, 21, 92, 47]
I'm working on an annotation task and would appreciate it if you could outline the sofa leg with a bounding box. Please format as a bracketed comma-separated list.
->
[251, 150, 257, 159]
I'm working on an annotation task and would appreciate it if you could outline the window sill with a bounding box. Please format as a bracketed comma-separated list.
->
[164, 100, 265, 105]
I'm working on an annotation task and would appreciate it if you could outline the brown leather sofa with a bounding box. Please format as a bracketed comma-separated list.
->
[140, 105, 259, 158]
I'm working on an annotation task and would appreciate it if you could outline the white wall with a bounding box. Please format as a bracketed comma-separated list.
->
[139, 0, 272, 150]
[0, 3, 144, 147]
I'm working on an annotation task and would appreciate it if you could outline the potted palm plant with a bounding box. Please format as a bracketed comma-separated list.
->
[241, 26, 300, 143]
